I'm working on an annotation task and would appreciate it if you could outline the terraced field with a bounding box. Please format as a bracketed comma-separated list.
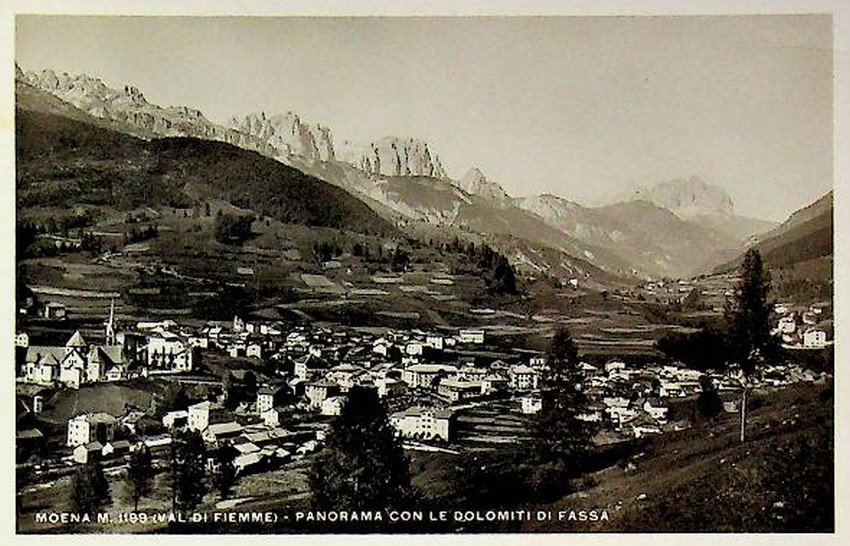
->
[453, 401, 533, 445]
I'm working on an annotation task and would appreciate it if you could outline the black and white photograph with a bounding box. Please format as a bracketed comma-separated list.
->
[8, 3, 840, 536]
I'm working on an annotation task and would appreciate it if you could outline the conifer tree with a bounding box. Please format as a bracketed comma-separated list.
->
[126, 444, 154, 511]
[309, 386, 413, 512]
[212, 442, 238, 500]
[72, 460, 111, 515]
[169, 429, 208, 511]
[532, 327, 594, 466]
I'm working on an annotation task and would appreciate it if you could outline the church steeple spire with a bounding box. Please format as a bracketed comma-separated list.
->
[105, 299, 116, 345]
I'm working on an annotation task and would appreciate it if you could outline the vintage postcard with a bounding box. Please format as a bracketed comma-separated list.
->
[8, 2, 840, 537]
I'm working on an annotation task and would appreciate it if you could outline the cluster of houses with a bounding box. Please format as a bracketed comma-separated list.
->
[21, 299, 834, 472]
[65, 393, 325, 475]
[545, 357, 829, 440]
[158, 399, 322, 475]
[17, 303, 197, 389]
[772, 301, 833, 349]
[253, 324, 546, 443]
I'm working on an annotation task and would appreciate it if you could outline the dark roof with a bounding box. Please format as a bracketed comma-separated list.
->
[391, 406, 453, 419]
[17, 429, 44, 440]
[307, 380, 339, 389]
[25, 346, 64, 365]
[257, 386, 283, 396]
[82, 441, 104, 451]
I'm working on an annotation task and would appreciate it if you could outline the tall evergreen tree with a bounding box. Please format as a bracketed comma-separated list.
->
[309, 386, 413, 513]
[212, 442, 238, 500]
[71, 460, 111, 515]
[726, 249, 774, 373]
[532, 327, 594, 467]
[169, 429, 208, 511]
[725, 248, 774, 441]
[126, 445, 154, 511]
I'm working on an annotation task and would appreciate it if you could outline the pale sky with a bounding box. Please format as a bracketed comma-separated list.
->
[15, 15, 832, 221]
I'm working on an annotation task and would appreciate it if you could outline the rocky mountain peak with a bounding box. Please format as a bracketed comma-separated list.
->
[461, 167, 486, 185]
[229, 110, 335, 162]
[351, 136, 447, 179]
[123, 84, 147, 104]
[457, 167, 511, 203]
[629, 176, 735, 218]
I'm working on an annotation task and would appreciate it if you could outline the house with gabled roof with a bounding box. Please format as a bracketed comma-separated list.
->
[24, 346, 63, 385]
[73, 441, 103, 464]
[294, 354, 331, 381]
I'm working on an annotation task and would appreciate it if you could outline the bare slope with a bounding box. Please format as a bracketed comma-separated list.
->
[714, 191, 833, 274]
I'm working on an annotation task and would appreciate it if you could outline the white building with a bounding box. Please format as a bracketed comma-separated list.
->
[73, 442, 103, 464]
[659, 380, 686, 398]
[437, 379, 481, 403]
[508, 365, 539, 391]
[321, 396, 346, 416]
[425, 335, 444, 351]
[520, 393, 543, 414]
[43, 302, 67, 319]
[375, 377, 407, 398]
[67, 413, 117, 447]
[778, 316, 797, 334]
[402, 364, 458, 389]
[803, 329, 828, 348]
[233, 316, 245, 332]
[146, 330, 193, 372]
[305, 380, 340, 410]
[188, 336, 209, 349]
[481, 374, 509, 395]
[188, 401, 211, 432]
[246, 343, 263, 359]
[256, 386, 284, 414]
[458, 329, 485, 344]
[162, 410, 189, 429]
[605, 361, 627, 374]
[203, 422, 244, 443]
[389, 407, 453, 441]
[642, 399, 669, 422]
[529, 356, 547, 368]
[405, 342, 424, 356]
[137, 319, 177, 331]
[632, 422, 662, 438]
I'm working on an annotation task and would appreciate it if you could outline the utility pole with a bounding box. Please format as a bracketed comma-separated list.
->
[739, 378, 747, 443]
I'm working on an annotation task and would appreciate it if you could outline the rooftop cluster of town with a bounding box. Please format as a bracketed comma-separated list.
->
[16, 300, 832, 479]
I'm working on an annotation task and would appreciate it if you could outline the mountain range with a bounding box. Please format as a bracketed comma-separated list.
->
[20, 65, 822, 282]
[15, 80, 393, 238]
[714, 191, 833, 275]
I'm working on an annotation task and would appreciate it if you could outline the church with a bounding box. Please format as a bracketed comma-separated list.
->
[22, 301, 133, 389]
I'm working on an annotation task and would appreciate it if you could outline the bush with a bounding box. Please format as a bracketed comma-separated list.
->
[214, 212, 254, 244]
